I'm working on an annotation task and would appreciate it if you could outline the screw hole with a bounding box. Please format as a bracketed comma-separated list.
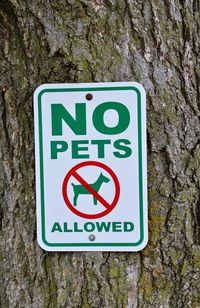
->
[86, 93, 93, 101]
[89, 234, 95, 241]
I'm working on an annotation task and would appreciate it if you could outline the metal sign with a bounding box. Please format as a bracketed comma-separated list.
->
[34, 82, 148, 251]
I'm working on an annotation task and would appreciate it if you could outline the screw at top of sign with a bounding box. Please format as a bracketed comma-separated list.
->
[86, 93, 93, 101]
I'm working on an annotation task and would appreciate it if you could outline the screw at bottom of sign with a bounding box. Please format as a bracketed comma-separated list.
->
[89, 234, 95, 241]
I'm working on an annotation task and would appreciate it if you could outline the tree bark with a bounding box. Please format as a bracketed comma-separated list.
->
[0, 0, 199, 307]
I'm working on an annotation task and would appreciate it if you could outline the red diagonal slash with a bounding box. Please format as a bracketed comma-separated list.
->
[72, 171, 111, 209]
[62, 161, 120, 219]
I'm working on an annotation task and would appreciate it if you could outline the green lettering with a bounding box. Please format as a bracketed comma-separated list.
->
[51, 141, 68, 159]
[96, 222, 111, 232]
[74, 222, 83, 232]
[51, 223, 62, 232]
[124, 222, 134, 232]
[91, 140, 111, 158]
[72, 140, 89, 159]
[113, 139, 132, 158]
[93, 102, 130, 134]
[84, 222, 95, 232]
[51, 103, 86, 135]
[63, 223, 73, 232]
[112, 222, 122, 232]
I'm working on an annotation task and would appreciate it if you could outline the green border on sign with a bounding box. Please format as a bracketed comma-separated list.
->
[37, 86, 144, 247]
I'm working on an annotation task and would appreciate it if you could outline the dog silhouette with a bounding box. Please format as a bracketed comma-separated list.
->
[71, 173, 110, 206]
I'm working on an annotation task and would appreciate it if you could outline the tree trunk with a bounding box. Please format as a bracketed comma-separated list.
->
[0, 0, 199, 307]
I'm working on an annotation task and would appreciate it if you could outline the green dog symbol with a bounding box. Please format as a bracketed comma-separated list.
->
[71, 173, 110, 206]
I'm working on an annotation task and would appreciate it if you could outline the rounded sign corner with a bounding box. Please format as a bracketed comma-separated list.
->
[34, 84, 49, 98]
[135, 234, 148, 252]
[131, 82, 146, 95]
[37, 236, 53, 251]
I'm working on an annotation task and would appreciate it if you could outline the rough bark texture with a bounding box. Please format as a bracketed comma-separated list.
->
[0, 0, 200, 307]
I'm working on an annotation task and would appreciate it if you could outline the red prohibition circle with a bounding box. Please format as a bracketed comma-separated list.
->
[62, 161, 120, 219]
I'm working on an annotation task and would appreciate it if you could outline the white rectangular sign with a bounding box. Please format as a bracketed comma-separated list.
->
[34, 82, 148, 251]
